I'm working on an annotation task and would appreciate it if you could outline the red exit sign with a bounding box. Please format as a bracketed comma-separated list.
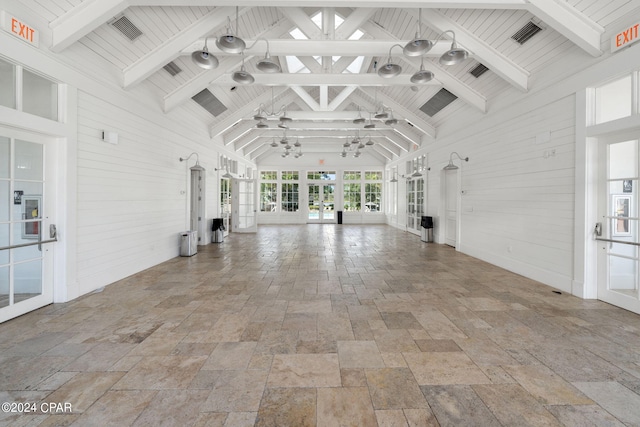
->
[611, 22, 639, 53]
[1, 11, 39, 47]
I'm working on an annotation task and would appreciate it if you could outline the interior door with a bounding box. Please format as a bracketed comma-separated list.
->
[444, 170, 458, 247]
[0, 134, 55, 324]
[308, 184, 335, 223]
[597, 137, 639, 314]
[232, 178, 257, 233]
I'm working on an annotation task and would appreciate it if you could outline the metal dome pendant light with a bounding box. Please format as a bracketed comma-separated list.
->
[353, 106, 365, 124]
[443, 151, 469, 170]
[410, 57, 434, 84]
[191, 38, 219, 70]
[245, 38, 281, 73]
[232, 53, 254, 85]
[217, 7, 245, 54]
[403, 9, 433, 57]
[384, 110, 398, 126]
[438, 30, 468, 66]
[378, 44, 403, 78]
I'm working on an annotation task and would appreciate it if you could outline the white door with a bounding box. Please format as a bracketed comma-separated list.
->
[307, 184, 335, 223]
[0, 133, 56, 323]
[596, 137, 639, 314]
[232, 179, 257, 233]
[444, 170, 458, 247]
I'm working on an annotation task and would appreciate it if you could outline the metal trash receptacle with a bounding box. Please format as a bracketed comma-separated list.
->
[180, 231, 197, 256]
[420, 216, 433, 243]
[212, 218, 225, 243]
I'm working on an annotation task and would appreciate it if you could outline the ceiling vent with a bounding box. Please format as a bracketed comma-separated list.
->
[163, 61, 182, 76]
[110, 15, 143, 41]
[420, 88, 458, 117]
[469, 63, 489, 78]
[511, 21, 543, 45]
[192, 89, 227, 117]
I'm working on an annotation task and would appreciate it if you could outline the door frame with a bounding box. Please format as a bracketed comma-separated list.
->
[440, 168, 461, 248]
[307, 182, 336, 224]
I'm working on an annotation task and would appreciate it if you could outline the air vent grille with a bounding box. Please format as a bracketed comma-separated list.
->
[511, 21, 542, 45]
[111, 15, 143, 41]
[419, 89, 458, 117]
[192, 89, 227, 117]
[469, 63, 489, 78]
[163, 61, 182, 76]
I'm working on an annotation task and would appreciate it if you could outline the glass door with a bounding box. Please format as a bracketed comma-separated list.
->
[220, 178, 231, 237]
[232, 179, 257, 233]
[406, 177, 424, 235]
[597, 137, 639, 314]
[0, 135, 54, 323]
[307, 184, 335, 223]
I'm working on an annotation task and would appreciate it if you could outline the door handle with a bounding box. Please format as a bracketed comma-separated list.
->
[594, 222, 602, 237]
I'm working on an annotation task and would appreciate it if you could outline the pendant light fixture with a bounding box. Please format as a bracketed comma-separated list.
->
[217, 7, 245, 54]
[378, 44, 404, 78]
[232, 53, 255, 85]
[384, 111, 398, 126]
[364, 113, 376, 129]
[410, 57, 434, 84]
[353, 106, 365, 124]
[244, 38, 281, 73]
[256, 120, 268, 129]
[403, 9, 433, 57]
[438, 30, 469, 66]
[191, 38, 219, 70]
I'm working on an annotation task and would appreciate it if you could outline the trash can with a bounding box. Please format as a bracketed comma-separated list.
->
[180, 231, 197, 256]
[212, 218, 225, 243]
[337, 211, 343, 224]
[420, 216, 433, 243]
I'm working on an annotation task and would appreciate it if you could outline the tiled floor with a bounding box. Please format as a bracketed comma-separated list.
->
[1, 224, 640, 426]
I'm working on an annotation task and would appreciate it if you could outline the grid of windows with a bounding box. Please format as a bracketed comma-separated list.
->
[0, 58, 58, 121]
[344, 171, 361, 180]
[261, 171, 277, 180]
[307, 171, 336, 180]
[343, 183, 361, 211]
[281, 183, 299, 212]
[260, 182, 277, 212]
[282, 171, 299, 180]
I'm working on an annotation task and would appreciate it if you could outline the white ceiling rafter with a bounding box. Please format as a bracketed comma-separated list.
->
[223, 120, 257, 146]
[525, 0, 603, 57]
[211, 72, 442, 86]
[291, 86, 321, 111]
[416, 10, 530, 91]
[134, 1, 527, 7]
[334, 8, 377, 40]
[122, 6, 245, 88]
[328, 87, 358, 111]
[279, 7, 322, 39]
[49, 0, 131, 52]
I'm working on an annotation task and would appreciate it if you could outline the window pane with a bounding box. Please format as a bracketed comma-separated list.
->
[0, 136, 9, 179]
[260, 171, 277, 180]
[364, 183, 381, 212]
[343, 183, 361, 211]
[282, 171, 299, 180]
[0, 58, 15, 109]
[344, 171, 361, 180]
[609, 140, 638, 180]
[281, 183, 299, 212]
[595, 75, 632, 124]
[23, 70, 58, 121]
[260, 182, 278, 212]
[365, 171, 382, 180]
[15, 140, 43, 181]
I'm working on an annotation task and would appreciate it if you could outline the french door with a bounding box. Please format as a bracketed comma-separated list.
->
[406, 177, 424, 235]
[308, 184, 335, 223]
[597, 136, 640, 314]
[232, 178, 257, 233]
[0, 132, 55, 323]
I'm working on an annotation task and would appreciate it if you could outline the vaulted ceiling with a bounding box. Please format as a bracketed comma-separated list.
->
[23, 0, 639, 164]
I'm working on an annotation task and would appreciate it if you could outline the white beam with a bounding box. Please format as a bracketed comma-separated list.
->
[371, 144, 394, 161]
[415, 10, 529, 91]
[212, 72, 442, 86]
[223, 120, 257, 146]
[279, 7, 322, 39]
[319, 85, 329, 110]
[332, 56, 357, 73]
[123, 7, 239, 88]
[182, 39, 453, 57]
[136, 0, 526, 8]
[49, 0, 130, 52]
[291, 86, 321, 111]
[250, 145, 271, 161]
[328, 86, 358, 111]
[297, 56, 323, 73]
[526, 0, 603, 57]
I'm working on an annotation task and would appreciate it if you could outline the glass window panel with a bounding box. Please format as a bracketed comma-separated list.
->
[364, 183, 381, 212]
[0, 136, 9, 179]
[365, 171, 382, 180]
[15, 140, 43, 181]
[344, 171, 361, 180]
[0, 224, 8, 265]
[260, 182, 278, 212]
[0, 59, 15, 109]
[344, 183, 361, 211]
[14, 259, 42, 303]
[260, 171, 277, 180]
[321, 171, 336, 181]
[12, 222, 42, 262]
[595, 75, 632, 124]
[282, 171, 299, 180]
[609, 140, 638, 180]
[281, 183, 299, 212]
[12, 182, 42, 221]
[0, 266, 8, 308]
[0, 181, 9, 221]
[22, 70, 58, 121]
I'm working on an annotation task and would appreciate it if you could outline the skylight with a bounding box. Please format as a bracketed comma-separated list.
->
[286, 56, 310, 73]
[344, 56, 365, 74]
[289, 28, 307, 40]
[349, 29, 364, 40]
[311, 11, 345, 30]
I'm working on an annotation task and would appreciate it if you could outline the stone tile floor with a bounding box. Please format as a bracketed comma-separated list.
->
[1, 224, 640, 426]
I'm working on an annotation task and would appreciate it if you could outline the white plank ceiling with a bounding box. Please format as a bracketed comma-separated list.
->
[22, 0, 640, 164]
